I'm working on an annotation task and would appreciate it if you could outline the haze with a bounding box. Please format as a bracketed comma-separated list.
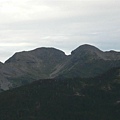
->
[0, 0, 120, 62]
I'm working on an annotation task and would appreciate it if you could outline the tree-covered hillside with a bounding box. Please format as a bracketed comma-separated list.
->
[0, 67, 120, 120]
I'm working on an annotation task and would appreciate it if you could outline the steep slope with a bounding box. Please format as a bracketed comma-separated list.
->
[0, 67, 120, 120]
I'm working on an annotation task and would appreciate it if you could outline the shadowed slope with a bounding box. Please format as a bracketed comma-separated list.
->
[1, 44, 120, 90]
[0, 67, 120, 120]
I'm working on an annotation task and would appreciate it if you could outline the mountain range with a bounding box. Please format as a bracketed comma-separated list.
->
[1, 44, 120, 120]
[1, 44, 120, 90]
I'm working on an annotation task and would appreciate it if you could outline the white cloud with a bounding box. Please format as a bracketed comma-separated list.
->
[0, 43, 32, 47]
[0, 0, 120, 62]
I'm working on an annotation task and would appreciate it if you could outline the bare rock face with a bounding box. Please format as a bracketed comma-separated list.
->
[1, 44, 120, 90]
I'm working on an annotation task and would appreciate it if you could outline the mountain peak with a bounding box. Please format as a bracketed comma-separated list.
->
[5, 47, 66, 63]
[31, 47, 66, 56]
[71, 44, 102, 55]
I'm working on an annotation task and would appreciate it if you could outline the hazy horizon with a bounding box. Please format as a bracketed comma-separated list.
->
[0, 0, 120, 62]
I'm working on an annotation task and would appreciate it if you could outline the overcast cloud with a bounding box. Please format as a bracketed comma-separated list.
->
[0, 0, 120, 62]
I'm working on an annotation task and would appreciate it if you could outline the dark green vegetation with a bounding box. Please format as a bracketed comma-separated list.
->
[0, 67, 120, 120]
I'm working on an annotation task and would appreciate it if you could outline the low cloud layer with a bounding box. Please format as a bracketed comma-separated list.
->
[0, 0, 120, 62]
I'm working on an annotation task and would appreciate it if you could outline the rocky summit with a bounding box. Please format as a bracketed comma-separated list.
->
[1, 44, 120, 90]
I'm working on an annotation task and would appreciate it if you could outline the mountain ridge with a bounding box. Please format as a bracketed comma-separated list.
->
[1, 44, 120, 90]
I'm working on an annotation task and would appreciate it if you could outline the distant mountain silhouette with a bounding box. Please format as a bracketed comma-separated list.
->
[1, 44, 120, 90]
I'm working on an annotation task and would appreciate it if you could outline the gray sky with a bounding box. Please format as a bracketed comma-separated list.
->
[0, 0, 120, 62]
